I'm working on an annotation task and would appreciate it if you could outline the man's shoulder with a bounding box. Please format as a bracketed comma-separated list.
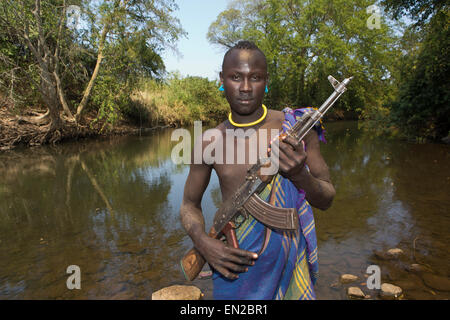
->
[268, 109, 285, 120]
[265, 109, 285, 129]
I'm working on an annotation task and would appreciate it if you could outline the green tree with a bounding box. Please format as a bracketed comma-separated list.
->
[0, 0, 184, 133]
[208, 0, 400, 119]
[383, 0, 449, 140]
[382, 0, 446, 23]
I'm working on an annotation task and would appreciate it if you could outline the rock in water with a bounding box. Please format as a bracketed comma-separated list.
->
[347, 287, 367, 299]
[407, 263, 432, 273]
[340, 274, 359, 284]
[380, 283, 403, 299]
[421, 273, 450, 291]
[152, 285, 203, 300]
[386, 248, 404, 258]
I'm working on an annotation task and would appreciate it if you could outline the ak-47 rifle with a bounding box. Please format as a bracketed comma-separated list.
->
[181, 75, 353, 281]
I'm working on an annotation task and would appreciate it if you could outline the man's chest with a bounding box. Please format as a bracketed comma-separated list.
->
[211, 123, 284, 199]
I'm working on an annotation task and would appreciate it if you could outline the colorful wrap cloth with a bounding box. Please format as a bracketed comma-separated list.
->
[212, 107, 326, 300]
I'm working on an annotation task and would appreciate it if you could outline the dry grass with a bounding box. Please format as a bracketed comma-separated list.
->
[132, 89, 191, 127]
[132, 78, 229, 127]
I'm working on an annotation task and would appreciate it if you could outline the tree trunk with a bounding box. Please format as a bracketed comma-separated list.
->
[54, 70, 75, 121]
[75, 26, 108, 122]
[40, 69, 62, 130]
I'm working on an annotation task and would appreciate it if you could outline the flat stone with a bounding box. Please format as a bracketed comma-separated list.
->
[421, 273, 450, 291]
[340, 274, 359, 284]
[152, 285, 202, 300]
[380, 283, 403, 299]
[347, 287, 367, 299]
[386, 248, 404, 258]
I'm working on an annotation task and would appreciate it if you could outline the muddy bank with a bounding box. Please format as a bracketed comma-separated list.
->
[0, 107, 171, 151]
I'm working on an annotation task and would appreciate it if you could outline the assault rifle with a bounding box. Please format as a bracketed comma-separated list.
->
[181, 75, 353, 281]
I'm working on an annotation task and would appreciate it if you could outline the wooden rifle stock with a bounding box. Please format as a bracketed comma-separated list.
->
[180, 227, 217, 281]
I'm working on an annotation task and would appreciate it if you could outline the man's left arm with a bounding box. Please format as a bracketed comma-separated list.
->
[277, 130, 336, 210]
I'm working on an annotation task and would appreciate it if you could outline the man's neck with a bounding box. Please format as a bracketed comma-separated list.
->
[229, 105, 265, 126]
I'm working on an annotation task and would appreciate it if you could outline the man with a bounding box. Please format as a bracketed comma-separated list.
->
[179, 41, 335, 300]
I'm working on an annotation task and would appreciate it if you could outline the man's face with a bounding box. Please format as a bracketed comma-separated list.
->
[220, 49, 268, 116]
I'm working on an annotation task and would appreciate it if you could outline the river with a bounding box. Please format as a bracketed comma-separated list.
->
[0, 121, 449, 299]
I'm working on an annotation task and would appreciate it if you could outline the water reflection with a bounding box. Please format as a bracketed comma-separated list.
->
[314, 121, 450, 299]
[0, 131, 217, 299]
[0, 122, 448, 300]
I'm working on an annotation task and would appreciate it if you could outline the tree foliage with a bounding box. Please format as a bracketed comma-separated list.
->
[207, 0, 401, 120]
[0, 0, 185, 130]
[382, 0, 446, 23]
[382, 0, 449, 139]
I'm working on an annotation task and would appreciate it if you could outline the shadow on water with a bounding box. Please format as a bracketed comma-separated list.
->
[0, 122, 448, 299]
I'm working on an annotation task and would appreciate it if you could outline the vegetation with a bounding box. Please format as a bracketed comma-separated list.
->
[208, 0, 449, 141]
[381, 0, 449, 140]
[208, 0, 400, 121]
[0, 0, 184, 143]
[0, 0, 448, 148]
[131, 75, 228, 127]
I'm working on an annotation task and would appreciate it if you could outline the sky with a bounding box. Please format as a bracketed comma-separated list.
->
[161, 0, 231, 81]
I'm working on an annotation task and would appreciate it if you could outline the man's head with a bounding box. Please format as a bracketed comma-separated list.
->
[220, 41, 268, 116]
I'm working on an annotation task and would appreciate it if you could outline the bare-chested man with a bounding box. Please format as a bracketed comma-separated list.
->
[180, 41, 335, 300]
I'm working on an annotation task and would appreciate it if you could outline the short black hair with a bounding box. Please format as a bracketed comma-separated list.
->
[222, 40, 267, 70]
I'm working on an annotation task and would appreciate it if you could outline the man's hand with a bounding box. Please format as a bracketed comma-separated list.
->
[268, 130, 335, 210]
[269, 134, 307, 179]
[278, 135, 307, 179]
[195, 233, 258, 280]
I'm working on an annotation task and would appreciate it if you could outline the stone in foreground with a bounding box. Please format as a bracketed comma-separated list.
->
[380, 283, 403, 299]
[347, 287, 367, 299]
[152, 285, 203, 300]
[386, 248, 404, 258]
[407, 263, 431, 273]
[340, 274, 359, 284]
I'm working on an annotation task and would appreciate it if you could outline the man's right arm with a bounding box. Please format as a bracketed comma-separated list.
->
[180, 161, 212, 248]
[180, 138, 258, 280]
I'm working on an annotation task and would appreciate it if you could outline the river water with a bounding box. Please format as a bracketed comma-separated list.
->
[0, 121, 449, 300]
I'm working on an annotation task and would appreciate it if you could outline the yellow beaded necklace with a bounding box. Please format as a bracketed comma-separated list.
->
[228, 104, 268, 127]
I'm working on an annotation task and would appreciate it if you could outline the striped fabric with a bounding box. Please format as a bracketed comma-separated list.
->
[212, 108, 324, 300]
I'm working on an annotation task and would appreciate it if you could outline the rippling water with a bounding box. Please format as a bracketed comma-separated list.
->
[0, 121, 449, 299]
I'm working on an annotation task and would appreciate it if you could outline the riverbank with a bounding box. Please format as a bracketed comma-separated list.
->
[0, 105, 341, 151]
[0, 107, 173, 151]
